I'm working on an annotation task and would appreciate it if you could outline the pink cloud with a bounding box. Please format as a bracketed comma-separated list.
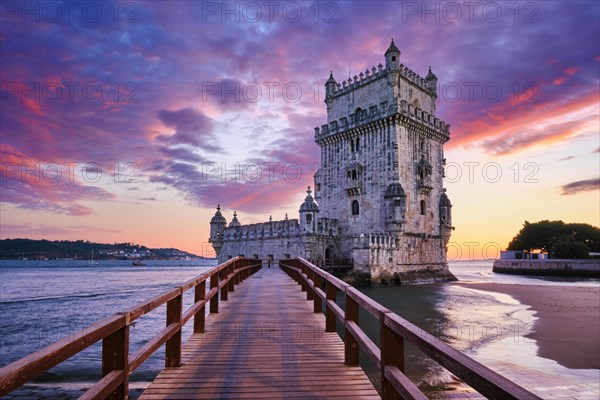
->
[1, 146, 115, 216]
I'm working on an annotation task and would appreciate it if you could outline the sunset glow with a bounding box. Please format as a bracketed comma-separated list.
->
[1, 1, 598, 259]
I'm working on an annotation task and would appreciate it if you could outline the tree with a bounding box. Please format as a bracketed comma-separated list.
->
[507, 220, 599, 259]
[551, 235, 590, 259]
[565, 223, 600, 252]
[507, 220, 566, 253]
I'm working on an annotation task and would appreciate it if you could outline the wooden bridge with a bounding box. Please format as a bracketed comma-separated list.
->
[0, 257, 541, 399]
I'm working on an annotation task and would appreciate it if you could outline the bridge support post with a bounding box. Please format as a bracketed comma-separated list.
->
[228, 262, 235, 292]
[306, 267, 314, 301]
[313, 274, 323, 313]
[325, 279, 336, 332]
[194, 280, 206, 333]
[300, 264, 308, 293]
[165, 289, 182, 368]
[381, 312, 405, 400]
[210, 273, 219, 313]
[234, 261, 241, 285]
[102, 314, 129, 400]
[344, 293, 359, 366]
[220, 268, 229, 301]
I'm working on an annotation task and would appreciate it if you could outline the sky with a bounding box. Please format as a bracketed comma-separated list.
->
[1, 0, 599, 259]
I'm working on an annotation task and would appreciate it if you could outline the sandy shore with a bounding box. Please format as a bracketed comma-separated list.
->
[456, 282, 600, 370]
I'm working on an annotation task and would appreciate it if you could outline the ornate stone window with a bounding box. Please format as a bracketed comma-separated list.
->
[344, 162, 363, 196]
[349, 137, 360, 153]
[351, 200, 360, 216]
[417, 155, 433, 195]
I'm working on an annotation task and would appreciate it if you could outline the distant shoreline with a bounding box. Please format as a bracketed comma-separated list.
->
[0, 238, 203, 260]
[457, 282, 600, 370]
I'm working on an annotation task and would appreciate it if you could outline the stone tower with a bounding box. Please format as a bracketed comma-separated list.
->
[313, 39, 454, 280]
[209, 41, 454, 282]
[209, 205, 226, 256]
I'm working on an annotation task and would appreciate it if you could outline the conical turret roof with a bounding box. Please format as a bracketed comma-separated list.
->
[210, 205, 227, 224]
[229, 211, 241, 227]
[299, 187, 319, 212]
[385, 38, 400, 56]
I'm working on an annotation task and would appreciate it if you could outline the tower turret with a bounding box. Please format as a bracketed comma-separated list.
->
[324, 71, 337, 112]
[299, 187, 319, 233]
[425, 66, 438, 98]
[229, 211, 241, 227]
[385, 38, 400, 70]
[439, 189, 453, 244]
[228, 211, 241, 238]
[384, 182, 407, 232]
[325, 71, 337, 97]
[209, 205, 227, 255]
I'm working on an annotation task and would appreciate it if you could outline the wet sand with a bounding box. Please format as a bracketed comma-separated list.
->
[457, 283, 600, 370]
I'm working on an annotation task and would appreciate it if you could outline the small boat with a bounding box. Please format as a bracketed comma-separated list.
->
[132, 261, 146, 266]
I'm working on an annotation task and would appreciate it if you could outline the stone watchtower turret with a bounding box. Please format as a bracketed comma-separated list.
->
[384, 38, 401, 70]
[299, 187, 319, 234]
[439, 189, 453, 244]
[209, 205, 226, 256]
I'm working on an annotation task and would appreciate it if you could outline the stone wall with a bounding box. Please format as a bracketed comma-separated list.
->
[218, 217, 339, 265]
[493, 259, 600, 277]
[222, 218, 300, 241]
[352, 235, 448, 276]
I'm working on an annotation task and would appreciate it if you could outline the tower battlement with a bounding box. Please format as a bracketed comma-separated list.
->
[314, 99, 450, 142]
[327, 62, 432, 99]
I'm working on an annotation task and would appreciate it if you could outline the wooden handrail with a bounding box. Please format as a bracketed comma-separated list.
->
[79, 370, 125, 400]
[0, 257, 262, 398]
[280, 257, 541, 400]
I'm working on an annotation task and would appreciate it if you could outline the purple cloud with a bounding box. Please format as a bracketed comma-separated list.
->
[559, 178, 600, 195]
[157, 108, 219, 151]
[1, 0, 599, 219]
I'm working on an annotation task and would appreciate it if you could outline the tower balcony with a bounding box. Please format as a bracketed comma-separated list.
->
[344, 179, 362, 196]
[418, 179, 433, 195]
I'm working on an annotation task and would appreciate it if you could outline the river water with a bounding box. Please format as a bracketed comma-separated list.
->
[0, 259, 597, 397]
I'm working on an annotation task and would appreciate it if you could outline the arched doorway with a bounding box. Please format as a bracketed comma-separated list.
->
[324, 246, 336, 267]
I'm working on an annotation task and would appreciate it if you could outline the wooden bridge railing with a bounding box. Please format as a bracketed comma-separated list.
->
[0, 257, 262, 399]
[280, 257, 541, 400]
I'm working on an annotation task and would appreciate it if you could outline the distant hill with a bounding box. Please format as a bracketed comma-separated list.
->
[0, 239, 204, 260]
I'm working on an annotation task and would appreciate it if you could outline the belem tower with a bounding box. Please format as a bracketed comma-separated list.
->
[210, 40, 455, 282]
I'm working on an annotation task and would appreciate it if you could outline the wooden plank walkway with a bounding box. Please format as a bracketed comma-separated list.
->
[139, 265, 380, 399]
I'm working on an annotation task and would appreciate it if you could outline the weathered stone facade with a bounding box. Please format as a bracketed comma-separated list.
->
[210, 40, 454, 281]
[209, 190, 340, 265]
